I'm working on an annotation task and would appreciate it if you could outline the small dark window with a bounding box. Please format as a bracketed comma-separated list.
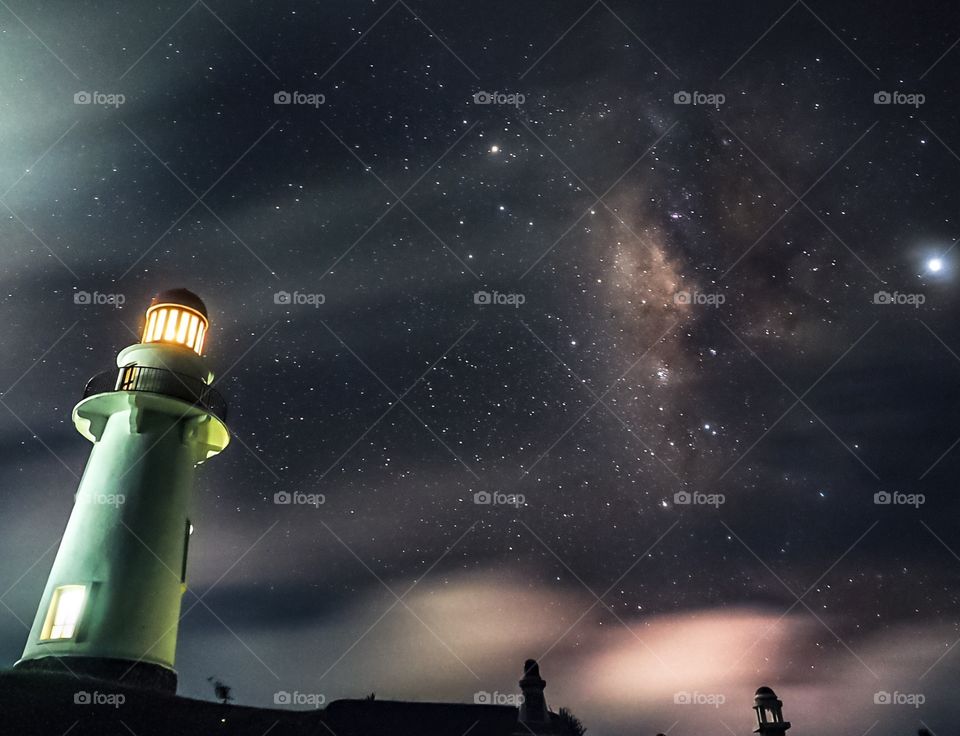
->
[118, 365, 140, 391]
[181, 520, 192, 583]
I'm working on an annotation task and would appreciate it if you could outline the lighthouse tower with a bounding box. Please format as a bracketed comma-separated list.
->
[14, 289, 229, 692]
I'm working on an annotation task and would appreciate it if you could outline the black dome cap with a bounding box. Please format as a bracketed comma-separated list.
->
[151, 288, 208, 318]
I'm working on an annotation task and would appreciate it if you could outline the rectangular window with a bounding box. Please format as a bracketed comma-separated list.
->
[181, 520, 192, 583]
[176, 311, 190, 344]
[152, 308, 167, 341]
[164, 309, 180, 341]
[118, 365, 140, 391]
[40, 585, 86, 641]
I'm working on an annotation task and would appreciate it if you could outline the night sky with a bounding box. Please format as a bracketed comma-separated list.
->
[2, 1, 960, 734]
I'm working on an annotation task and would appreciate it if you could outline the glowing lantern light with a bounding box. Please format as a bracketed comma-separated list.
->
[140, 289, 209, 355]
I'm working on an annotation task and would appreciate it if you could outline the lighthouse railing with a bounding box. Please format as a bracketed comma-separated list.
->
[81, 366, 228, 422]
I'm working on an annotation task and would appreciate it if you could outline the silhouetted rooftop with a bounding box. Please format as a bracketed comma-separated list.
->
[0, 670, 529, 736]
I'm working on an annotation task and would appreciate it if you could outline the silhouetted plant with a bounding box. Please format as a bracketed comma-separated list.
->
[557, 707, 586, 736]
[206, 676, 233, 705]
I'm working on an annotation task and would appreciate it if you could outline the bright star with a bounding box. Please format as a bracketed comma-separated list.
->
[927, 257, 943, 273]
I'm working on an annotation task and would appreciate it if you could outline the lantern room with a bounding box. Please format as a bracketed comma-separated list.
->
[140, 288, 209, 355]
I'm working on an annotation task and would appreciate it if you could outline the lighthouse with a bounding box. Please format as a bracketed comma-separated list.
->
[14, 289, 229, 693]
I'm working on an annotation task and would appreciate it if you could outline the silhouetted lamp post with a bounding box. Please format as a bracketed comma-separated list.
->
[753, 686, 791, 736]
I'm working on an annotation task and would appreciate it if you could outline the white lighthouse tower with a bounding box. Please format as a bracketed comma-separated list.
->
[14, 289, 229, 692]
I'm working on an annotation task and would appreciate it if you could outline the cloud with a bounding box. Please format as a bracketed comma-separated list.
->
[176, 569, 960, 736]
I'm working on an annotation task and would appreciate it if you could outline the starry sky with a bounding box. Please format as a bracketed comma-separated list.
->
[2, 1, 960, 734]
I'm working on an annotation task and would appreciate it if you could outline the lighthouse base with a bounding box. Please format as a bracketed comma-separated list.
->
[13, 655, 177, 694]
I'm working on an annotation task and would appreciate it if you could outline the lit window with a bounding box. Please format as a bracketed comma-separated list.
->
[118, 365, 140, 390]
[141, 304, 208, 355]
[40, 585, 86, 641]
[187, 315, 199, 346]
[163, 308, 179, 341]
[145, 310, 157, 340]
[176, 312, 190, 343]
[153, 309, 167, 341]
